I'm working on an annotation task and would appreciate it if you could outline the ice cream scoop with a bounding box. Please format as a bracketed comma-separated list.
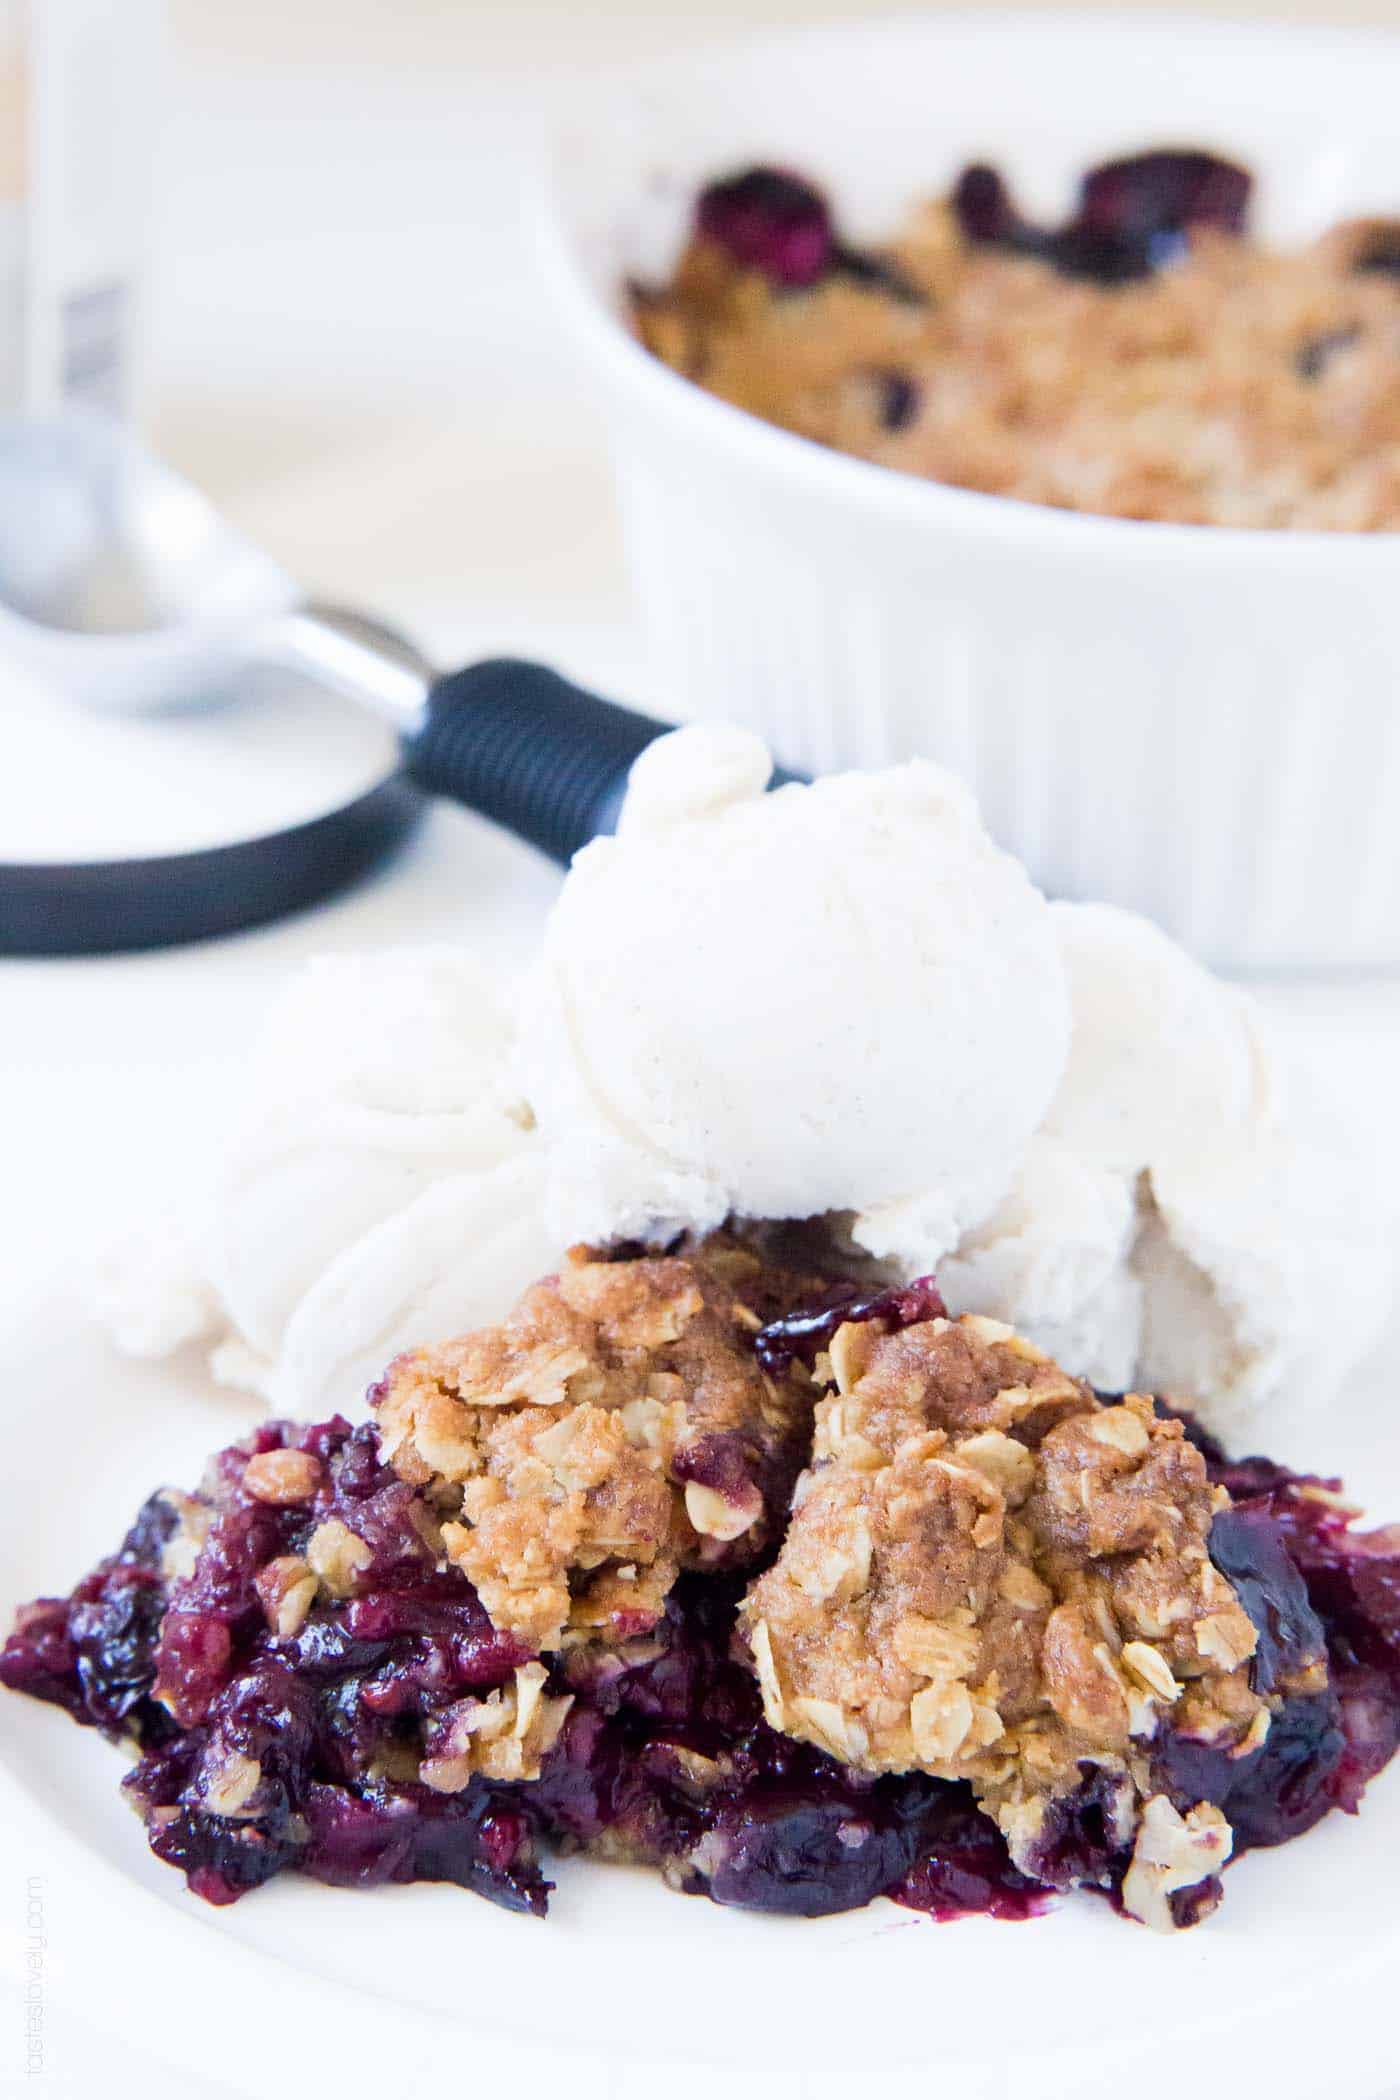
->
[100, 730, 1392, 1436]
[96, 947, 558, 1416]
[521, 725, 1071, 1248]
[907, 904, 1395, 1425]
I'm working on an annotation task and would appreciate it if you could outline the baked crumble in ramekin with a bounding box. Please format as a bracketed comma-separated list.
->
[632, 157, 1400, 532]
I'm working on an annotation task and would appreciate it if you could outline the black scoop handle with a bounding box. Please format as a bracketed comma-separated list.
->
[0, 658, 796, 957]
[404, 658, 802, 865]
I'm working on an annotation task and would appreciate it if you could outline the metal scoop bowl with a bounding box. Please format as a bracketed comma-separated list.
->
[0, 416, 767, 955]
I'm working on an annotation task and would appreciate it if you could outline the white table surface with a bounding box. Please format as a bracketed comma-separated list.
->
[4, 5, 1400, 2092]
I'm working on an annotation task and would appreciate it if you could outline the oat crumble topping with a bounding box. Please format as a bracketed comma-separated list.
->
[740, 1307, 1308, 1925]
[374, 1245, 814, 1652]
[634, 161, 1400, 529]
[4, 1239, 1394, 1933]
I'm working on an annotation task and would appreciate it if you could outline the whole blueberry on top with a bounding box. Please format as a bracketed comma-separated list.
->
[951, 163, 1019, 245]
[951, 147, 1251, 286]
[1076, 150, 1251, 245]
[695, 166, 835, 288]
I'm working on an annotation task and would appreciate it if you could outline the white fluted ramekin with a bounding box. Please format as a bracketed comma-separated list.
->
[536, 12, 1400, 970]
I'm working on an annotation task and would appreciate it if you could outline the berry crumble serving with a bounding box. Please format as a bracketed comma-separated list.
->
[5, 1238, 1397, 1932]
[630, 155, 1400, 528]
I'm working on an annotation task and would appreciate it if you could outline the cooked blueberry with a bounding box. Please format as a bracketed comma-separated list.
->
[0, 1566, 171, 1736]
[695, 166, 834, 288]
[1181, 1409, 1400, 1839]
[68, 1570, 169, 1730]
[700, 1792, 921, 1917]
[300, 1781, 549, 1914]
[755, 1273, 946, 1377]
[894, 1791, 1047, 1921]
[670, 1430, 759, 1504]
[152, 1609, 237, 1727]
[1332, 1665, 1400, 1809]
[118, 1491, 181, 1567]
[1076, 150, 1251, 243]
[952, 163, 1019, 244]
[146, 1805, 303, 1905]
[952, 149, 1248, 287]
[1156, 1689, 1346, 1851]
[875, 369, 921, 431]
[0, 1599, 85, 1720]
[1208, 1505, 1328, 1694]
[1018, 1764, 1133, 1891]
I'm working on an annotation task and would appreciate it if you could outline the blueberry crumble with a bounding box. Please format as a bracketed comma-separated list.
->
[630, 156, 1400, 527]
[4, 1243, 1398, 1929]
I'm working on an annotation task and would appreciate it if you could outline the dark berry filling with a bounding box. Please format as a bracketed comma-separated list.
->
[1, 1418, 549, 1915]
[753, 1272, 947, 1378]
[4, 1360, 1399, 1927]
[535, 1569, 1043, 1921]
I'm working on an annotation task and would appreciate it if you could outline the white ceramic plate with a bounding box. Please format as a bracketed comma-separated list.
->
[3, 1286, 1400, 2100]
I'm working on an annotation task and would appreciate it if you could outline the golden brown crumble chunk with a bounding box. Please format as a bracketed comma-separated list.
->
[740, 1309, 1271, 1928]
[374, 1247, 812, 1653]
[417, 1662, 574, 1789]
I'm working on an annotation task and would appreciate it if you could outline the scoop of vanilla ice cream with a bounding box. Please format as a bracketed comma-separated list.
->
[205, 948, 535, 1360]
[262, 1152, 554, 1417]
[96, 738, 1391, 1441]
[100, 948, 556, 1417]
[906, 902, 1394, 1426]
[1041, 901, 1274, 1169]
[1139, 1069, 1394, 1422]
[521, 725, 1071, 1248]
[934, 1135, 1143, 1386]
